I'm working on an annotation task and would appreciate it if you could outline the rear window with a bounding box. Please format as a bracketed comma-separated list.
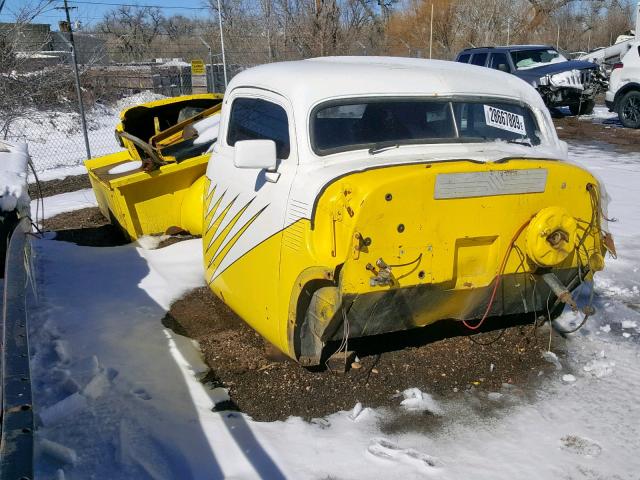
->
[457, 53, 470, 63]
[311, 98, 541, 155]
[227, 97, 290, 158]
[471, 53, 488, 66]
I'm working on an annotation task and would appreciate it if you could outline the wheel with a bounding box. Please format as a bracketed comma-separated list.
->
[569, 99, 595, 116]
[618, 90, 640, 129]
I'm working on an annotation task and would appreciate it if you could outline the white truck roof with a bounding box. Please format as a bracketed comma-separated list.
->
[228, 56, 547, 111]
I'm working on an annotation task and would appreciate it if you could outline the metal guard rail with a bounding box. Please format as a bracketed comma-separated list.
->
[1, 217, 34, 480]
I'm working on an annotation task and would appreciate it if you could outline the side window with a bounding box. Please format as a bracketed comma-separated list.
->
[470, 53, 488, 66]
[227, 97, 290, 159]
[457, 53, 470, 63]
[489, 53, 509, 71]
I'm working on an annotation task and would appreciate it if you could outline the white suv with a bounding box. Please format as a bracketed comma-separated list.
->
[606, 41, 640, 128]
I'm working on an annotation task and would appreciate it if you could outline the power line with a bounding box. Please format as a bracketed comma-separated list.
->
[67, 1, 209, 10]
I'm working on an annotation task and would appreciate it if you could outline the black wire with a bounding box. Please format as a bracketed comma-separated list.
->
[27, 157, 44, 230]
[386, 253, 422, 268]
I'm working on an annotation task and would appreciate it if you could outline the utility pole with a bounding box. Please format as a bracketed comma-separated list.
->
[199, 37, 215, 93]
[429, 3, 434, 59]
[56, 0, 91, 159]
[216, 0, 228, 89]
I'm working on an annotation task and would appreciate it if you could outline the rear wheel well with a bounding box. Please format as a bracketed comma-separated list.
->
[293, 278, 335, 361]
[614, 83, 640, 108]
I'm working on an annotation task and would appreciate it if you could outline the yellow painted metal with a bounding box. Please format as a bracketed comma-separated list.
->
[87, 154, 209, 239]
[86, 94, 222, 239]
[115, 93, 222, 161]
[180, 175, 206, 236]
[204, 158, 606, 359]
[525, 206, 578, 267]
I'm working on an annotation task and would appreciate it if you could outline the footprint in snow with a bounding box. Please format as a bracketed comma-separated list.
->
[131, 387, 152, 401]
[367, 438, 441, 472]
[560, 435, 602, 457]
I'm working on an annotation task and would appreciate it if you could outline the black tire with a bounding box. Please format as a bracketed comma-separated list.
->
[618, 90, 640, 129]
[569, 99, 595, 116]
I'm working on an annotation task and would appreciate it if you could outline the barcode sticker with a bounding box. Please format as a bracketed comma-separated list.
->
[484, 105, 527, 135]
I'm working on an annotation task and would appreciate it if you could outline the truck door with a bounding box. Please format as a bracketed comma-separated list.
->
[203, 89, 298, 345]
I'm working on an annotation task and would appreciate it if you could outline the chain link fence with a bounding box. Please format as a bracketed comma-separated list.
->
[3, 31, 249, 175]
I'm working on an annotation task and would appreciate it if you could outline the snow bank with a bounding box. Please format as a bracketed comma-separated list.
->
[31, 188, 98, 221]
[9, 92, 166, 174]
[0, 140, 30, 214]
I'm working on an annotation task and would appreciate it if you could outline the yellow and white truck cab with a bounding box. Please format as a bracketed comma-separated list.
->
[203, 57, 610, 366]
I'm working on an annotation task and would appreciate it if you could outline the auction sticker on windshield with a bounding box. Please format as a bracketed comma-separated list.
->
[484, 105, 527, 135]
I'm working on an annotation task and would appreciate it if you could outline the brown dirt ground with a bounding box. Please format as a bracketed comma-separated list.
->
[164, 287, 564, 422]
[42, 207, 127, 247]
[29, 174, 91, 199]
[553, 116, 640, 154]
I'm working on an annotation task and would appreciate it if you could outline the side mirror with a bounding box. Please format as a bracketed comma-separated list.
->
[498, 63, 509, 72]
[233, 139, 277, 170]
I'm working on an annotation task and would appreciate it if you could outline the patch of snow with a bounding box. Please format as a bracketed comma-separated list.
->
[0, 140, 30, 214]
[399, 388, 443, 414]
[583, 359, 615, 378]
[32, 188, 97, 221]
[115, 92, 166, 111]
[562, 374, 576, 383]
[37, 438, 78, 466]
[135, 235, 169, 250]
[161, 59, 191, 67]
[38, 392, 88, 427]
[31, 164, 88, 182]
[108, 160, 142, 175]
[193, 113, 221, 146]
[622, 320, 637, 329]
[542, 351, 562, 370]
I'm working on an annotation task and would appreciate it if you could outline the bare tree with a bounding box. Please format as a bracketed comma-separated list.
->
[99, 6, 164, 62]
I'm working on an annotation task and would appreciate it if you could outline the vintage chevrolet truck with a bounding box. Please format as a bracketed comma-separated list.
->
[201, 57, 610, 366]
[87, 57, 611, 367]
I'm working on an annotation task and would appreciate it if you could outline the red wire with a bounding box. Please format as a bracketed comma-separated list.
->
[462, 218, 532, 331]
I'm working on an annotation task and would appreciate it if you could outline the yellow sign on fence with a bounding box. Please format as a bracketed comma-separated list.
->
[191, 60, 205, 76]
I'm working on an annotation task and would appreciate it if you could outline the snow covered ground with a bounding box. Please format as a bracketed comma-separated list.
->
[28, 141, 640, 479]
[6, 92, 165, 175]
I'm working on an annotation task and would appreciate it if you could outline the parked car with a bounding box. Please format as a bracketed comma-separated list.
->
[605, 41, 640, 128]
[86, 58, 610, 367]
[456, 45, 603, 115]
[197, 57, 608, 366]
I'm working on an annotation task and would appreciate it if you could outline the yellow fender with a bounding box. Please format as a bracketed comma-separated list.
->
[180, 176, 206, 236]
[525, 206, 577, 267]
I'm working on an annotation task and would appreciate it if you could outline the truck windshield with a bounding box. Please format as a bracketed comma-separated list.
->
[510, 48, 567, 70]
[311, 99, 541, 155]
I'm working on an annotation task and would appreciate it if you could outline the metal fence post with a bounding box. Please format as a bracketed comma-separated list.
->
[199, 37, 215, 93]
[59, 0, 91, 160]
[217, 0, 228, 89]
